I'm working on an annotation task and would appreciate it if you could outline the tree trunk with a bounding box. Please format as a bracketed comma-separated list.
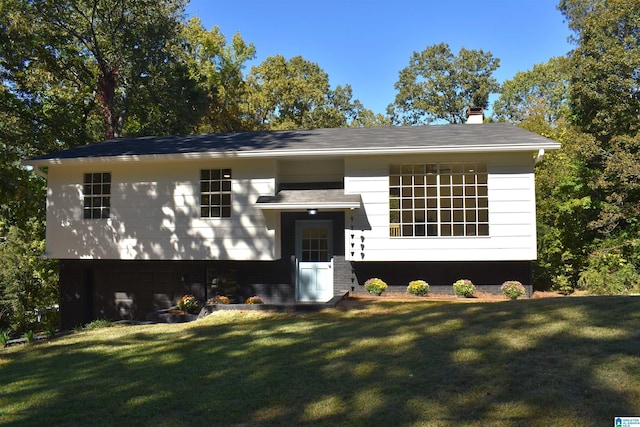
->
[97, 60, 119, 140]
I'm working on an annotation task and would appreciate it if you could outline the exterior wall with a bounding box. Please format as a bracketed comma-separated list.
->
[277, 158, 344, 185]
[59, 258, 294, 329]
[57, 211, 348, 330]
[45, 158, 277, 260]
[344, 152, 538, 262]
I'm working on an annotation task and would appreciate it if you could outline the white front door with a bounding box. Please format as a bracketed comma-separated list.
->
[296, 220, 334, 302]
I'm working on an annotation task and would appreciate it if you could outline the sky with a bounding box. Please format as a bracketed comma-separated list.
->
[185, 0, 573, 117]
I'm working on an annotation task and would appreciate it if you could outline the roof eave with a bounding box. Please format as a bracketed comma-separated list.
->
[22, 143, 562, 166]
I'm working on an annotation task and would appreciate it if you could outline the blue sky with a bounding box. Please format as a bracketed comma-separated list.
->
[186, 0, 572, 117]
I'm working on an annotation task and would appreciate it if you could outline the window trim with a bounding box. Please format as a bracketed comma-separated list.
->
[83, 172, 111, 220]
[200, 168, 232, 218]
[389, 162, 489, 238]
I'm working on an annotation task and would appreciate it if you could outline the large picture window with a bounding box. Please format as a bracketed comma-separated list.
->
[200, 169, 232, 218]
[83, 172, 111, 219]
[389, 163, 488, 237]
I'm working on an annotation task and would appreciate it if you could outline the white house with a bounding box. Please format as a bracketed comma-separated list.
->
[25, 123, 560, 329]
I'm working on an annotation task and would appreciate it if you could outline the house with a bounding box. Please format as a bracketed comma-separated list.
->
[25, 123, 560, 329]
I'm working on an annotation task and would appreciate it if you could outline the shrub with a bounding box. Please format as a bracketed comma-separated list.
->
[364, 278, 388, 296]
[501, 281, 526, 299]
[552, 274, 575, 295]
[84, 319, 112, 330]
[577, 251, 640, 295]
[407, 280, 429, 296]
[245, 296, 264, 304]
[23, 330, 35, 343]
[46, 325, 57, 338]
[453, 279, 476, 297]
[177, 295, 200, 314]
[207, 295, 231, 305]
[0, 329, 10, 347]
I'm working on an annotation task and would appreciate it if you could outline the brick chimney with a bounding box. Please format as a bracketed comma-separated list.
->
[466, 107, 484, 124]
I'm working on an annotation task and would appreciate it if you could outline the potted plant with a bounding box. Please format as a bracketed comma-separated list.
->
[364, 278, 388, 296]
[177, 294, 200, 314]
[207, 295, 231, 305]
[501, 281, 526, 299]
[453, 279, 476, 297]
[407, 280, 429, 296]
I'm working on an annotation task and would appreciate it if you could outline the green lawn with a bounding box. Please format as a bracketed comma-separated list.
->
[1, 296, 639, 426]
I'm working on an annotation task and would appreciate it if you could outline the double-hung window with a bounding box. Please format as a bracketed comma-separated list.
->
[83, 172, 111, 219]
[200, 169, 232, 218]
[389, 163, 488, 237]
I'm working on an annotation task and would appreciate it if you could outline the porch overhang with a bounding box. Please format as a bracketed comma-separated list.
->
[256, 189, 361, 211]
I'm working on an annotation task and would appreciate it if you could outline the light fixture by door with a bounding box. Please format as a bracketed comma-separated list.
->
[307, 208, 318, 215]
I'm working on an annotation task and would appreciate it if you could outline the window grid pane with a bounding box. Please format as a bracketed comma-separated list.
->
[389, 163, 489, 237]
[83, 172, 111, 219]
[200, 169, 232, 218]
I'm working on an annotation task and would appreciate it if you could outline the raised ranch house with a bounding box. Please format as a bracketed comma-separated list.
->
[25, 122, 560, 329]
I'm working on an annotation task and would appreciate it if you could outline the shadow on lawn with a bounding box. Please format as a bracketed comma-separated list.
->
[1, 297, 640, 426]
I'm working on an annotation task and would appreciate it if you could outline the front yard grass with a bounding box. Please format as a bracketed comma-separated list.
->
[1, 296, 639, 426]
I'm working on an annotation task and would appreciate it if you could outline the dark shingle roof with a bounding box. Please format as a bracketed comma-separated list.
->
[26, 124, 560, 165]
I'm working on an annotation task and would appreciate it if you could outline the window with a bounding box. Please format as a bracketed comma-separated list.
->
[389, 163, 488, 237]
[200, 169, 232, 218]
[83, 172, 111, 219]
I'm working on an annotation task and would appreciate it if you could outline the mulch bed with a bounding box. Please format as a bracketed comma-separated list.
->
[347, 290, 572, 303]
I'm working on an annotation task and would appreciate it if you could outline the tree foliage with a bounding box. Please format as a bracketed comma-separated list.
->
[1, 0, 200, 140]
[245, 55, 375, 130]
[560, 0, 640, 140]
[540, 0, 640, 294]
[0, 222, 58, 333]
[493, 56, 570, 125]
[389, 43, 500, 124]
[182, 17, 257, 133]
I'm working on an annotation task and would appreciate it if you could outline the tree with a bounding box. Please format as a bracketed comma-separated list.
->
[1, 0, 198, 140]
[0, 222, 58, 334]
[245, 55, 372, 130]
[557, 0, 640, 294]
[491, 56, 596, 293]
[559, 0, 640, 140]
[530, 118, 598, 293]
[389, 43, 500, 125]
[493, 57, 570, 125]
[182, 17, 257, 133]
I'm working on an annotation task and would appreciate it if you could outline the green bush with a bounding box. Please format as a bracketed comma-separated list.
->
[84, 319, 112, 330]
[407, 280, 429, 296]
[364, 278, 388, 296]
[245, 296, 264, 304]
[46, 325, 57, 338]
[578, 251, 640, 295]
[501, 281, 526, 299]
[551, 274, 575, 295]
[0, 329, 10, 347]
[23, 330, 35, 343]
[453, 279, 476, 297]
[177, 295, 200, 314]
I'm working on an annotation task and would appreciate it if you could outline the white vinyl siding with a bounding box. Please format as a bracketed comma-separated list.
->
[277, 158, 344, 185]
[345, 153, 538, 262]
[45, 159, 276, 260]
[44, 150, 539, 263]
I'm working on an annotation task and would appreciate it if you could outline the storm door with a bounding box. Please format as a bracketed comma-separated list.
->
[295, 220, 334, 302]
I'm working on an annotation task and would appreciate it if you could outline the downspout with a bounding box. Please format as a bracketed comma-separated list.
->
[534, 149, 545, 165]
